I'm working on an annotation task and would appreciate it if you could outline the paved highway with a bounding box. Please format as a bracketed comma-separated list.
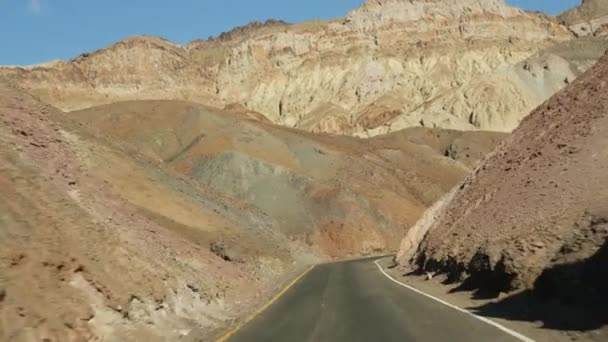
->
[223, 258, 526, 342]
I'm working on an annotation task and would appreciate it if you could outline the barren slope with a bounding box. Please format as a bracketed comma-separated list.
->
[0, 0, 576, 135]
[397, 53, 608, 329]
[0, 84, 301, 341]
[70, 100, 506, 257]
[0, 83, 505, 340]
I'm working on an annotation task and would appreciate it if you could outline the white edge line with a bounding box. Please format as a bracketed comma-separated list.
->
[374, 260, 535, 342]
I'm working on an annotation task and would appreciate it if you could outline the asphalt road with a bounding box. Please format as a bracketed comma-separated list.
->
[226, 258, 525, 342]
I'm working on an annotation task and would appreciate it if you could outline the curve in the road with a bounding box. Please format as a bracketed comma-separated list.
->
[218, 258, 534, 342]
[373, 260, 534, 342]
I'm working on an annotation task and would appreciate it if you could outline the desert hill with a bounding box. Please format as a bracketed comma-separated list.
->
[0, 0, 582, 135]
[397, 52, 608, 335]
[70, 99, 507, 257]
[0, 83, 315, 341]
[0, 82, 504, 340]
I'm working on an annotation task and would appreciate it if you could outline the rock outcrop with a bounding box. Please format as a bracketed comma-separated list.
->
[0, 0, 577, 135]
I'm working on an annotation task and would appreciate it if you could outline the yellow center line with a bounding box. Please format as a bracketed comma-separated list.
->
[216, 264, 316, 342]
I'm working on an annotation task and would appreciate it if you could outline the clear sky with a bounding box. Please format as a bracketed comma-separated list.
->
[0, 0, 581, 66]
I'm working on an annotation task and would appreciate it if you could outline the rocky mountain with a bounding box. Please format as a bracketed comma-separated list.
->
[0, 81, 504, 340]
[0, 0, 580, 136]
[397, 52, 608, 332]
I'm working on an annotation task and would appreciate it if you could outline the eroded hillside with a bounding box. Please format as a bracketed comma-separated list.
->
[0, 82, 505, 340]
[0, 84, 288, 341]
[0, 0, 584, 135]
[397, 53, 608, 335]
[69, 100, 500, 257]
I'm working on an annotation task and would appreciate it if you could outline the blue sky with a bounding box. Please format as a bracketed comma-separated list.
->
[1, 0, 581, 65]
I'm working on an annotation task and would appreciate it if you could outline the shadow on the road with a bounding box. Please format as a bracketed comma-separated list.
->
[443, 253, 515, 300]
[469, 238, 608, 332]
[447, 271, 512, 300]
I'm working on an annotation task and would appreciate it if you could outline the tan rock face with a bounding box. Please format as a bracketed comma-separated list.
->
[0, 0, 575, 135]
[295, 103, 353, 134]
[559, 0, 608, 37]
[363, 51, 584, 135]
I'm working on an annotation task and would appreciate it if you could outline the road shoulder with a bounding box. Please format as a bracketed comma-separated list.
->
[375, 257, 584, 342]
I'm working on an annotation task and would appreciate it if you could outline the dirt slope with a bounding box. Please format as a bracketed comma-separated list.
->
[0, 0, 575, 135]
[0, 84, 300, 341]
[397, 53, 608, 327]
[70, 100, 505, 257]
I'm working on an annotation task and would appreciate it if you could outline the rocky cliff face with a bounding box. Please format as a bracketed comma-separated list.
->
[0, 0, 576, 135]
